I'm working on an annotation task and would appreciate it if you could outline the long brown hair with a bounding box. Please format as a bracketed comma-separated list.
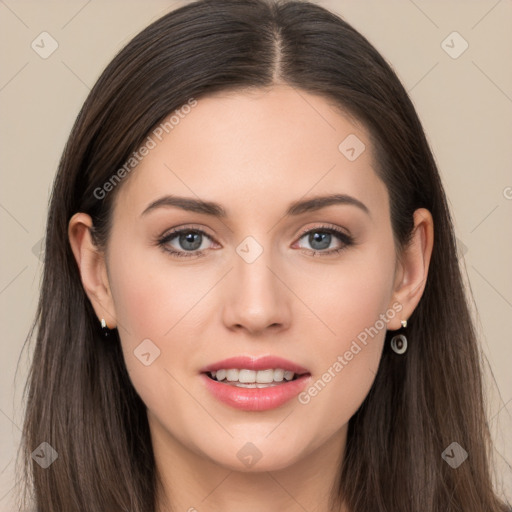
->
[19, 0, 511, 510]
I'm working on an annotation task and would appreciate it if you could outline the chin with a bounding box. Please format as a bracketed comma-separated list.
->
[200, 438, 307, 473]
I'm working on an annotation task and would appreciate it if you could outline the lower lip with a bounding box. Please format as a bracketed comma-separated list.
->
[201, 373, 311, 411]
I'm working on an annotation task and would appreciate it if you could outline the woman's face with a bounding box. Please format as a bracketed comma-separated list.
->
[102, 85, 404, 472]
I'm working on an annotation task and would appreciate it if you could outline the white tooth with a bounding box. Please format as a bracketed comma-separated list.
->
[273, 368, 285, 382]
[238, 369, 256, 383]
[256, 369, 274, 383]
[214, 368, 297, 383]
[226, 369, 239, 381]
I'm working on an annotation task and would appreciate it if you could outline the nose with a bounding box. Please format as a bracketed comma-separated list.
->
[221, 246, 292, 336]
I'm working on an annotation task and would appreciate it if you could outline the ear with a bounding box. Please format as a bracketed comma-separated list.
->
[68, 213, 117, 329]
[387, 208, 434, 330]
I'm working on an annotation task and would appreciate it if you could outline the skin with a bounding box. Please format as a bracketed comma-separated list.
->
[69, 85, 434, 512]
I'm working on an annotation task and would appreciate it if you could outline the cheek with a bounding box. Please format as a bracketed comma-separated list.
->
[296, 239, 396, 346]
[293, 243, 396, 426]
[108, 241, 209, 339]
[106, 242, 207, 395]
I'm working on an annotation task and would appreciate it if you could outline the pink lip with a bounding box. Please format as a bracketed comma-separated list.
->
[200, 355, 310, 375]
[200, 355, 311, 411]
[200, 373, 311, 411]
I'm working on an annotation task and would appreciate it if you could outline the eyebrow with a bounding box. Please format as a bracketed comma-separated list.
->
[140, 193, 370, 218]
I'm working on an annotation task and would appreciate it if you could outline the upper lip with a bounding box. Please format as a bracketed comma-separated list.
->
[200, 355, 310, 375]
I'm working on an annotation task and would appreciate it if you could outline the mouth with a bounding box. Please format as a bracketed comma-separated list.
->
[199, 356, 312, 411]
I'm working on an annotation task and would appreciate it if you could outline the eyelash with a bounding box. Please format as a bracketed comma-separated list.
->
[156, 224, 354, 259]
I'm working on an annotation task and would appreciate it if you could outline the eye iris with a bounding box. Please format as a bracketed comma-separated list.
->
[309, 232, 331, 250]
[179, 232, 202, 251]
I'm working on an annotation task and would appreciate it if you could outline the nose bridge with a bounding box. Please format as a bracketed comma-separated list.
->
[221, 235, 290, 333]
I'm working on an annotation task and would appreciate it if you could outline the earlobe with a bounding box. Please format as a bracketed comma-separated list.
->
[68, 213, 117, 329]
[388, 208, 434, 330]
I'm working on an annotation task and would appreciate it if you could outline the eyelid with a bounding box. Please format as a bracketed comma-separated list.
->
[295, 222, 351, 239]
[159, 224, 217, 242]
[157, 224, 218, 243]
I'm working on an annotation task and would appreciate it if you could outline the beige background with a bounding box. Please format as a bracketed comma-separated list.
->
[1, 0, 511, 509]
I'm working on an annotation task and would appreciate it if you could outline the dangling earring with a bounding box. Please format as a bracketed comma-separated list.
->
[390, 319, 408, 354]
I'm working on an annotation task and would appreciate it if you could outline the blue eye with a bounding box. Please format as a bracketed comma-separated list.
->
[158, 228, 214, 258]
[157, 224, 354, 259]
[296, 226, 353, 256]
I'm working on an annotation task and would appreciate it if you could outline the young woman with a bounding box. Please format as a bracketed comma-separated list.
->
[20, 0, 511, 511]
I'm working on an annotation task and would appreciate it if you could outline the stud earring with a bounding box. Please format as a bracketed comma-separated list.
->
[390, 319, 408, 354]
[100, 318, 112, 338]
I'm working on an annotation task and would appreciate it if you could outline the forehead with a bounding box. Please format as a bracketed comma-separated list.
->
[115, 85, 388, 220]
